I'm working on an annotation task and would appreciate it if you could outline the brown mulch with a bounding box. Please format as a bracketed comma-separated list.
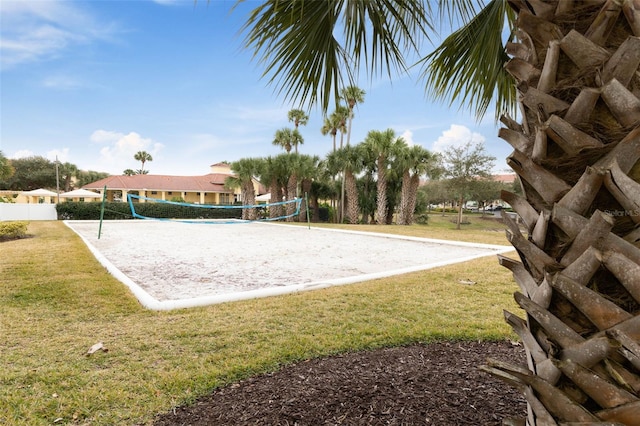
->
[154, 341, 527, 425]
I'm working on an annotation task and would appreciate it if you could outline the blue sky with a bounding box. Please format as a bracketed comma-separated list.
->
[1, 0, 514, 176]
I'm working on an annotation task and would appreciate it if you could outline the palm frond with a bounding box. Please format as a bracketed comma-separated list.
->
[419, 0, 517, 122]
[239, 0, 431, 114]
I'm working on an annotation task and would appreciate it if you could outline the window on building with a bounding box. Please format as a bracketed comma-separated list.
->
[219, 193, 231, 204]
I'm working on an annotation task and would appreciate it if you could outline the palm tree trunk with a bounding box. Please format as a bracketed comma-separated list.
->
[375, 159, 388, 225]
[242, 181, 257, 220]
[482, 2, 640, 425]
[286, 174, 297, 222]
[404, 174, 421, 225]
[345, 171, 360, 224]
[456, 196, 463, 230]
[397, 171, 412, 225]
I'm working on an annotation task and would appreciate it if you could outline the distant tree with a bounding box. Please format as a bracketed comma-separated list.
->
[325, 145, 364, 224]
[123, 169, 137, 176]
[134, 151, 153, 174]
[226, 158, 261, 220]
[0, 151, 15, 182]
[296, 154, 320, 221]
[272, 127, 303, 154]
[340, 86, 365, 147]
[441, 141, 495, 230]
[255, 155, 288, 219]
[396, 144, 438, 225]
[321, 106, 350, 154]
[58, 162, 78, 192]
[287, 109, 309, 153]
[362, 129, 402, 225]
[471, 179, 507, 216]
[76, 170, 110, 187]
[0, 156, 56, 190]
[330, 105, 349, 150]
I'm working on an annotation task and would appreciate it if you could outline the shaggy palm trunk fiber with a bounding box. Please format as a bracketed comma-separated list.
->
[481, 0, 640, 425]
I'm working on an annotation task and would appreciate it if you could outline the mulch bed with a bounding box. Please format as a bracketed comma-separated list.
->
[154, 340, 527, 425]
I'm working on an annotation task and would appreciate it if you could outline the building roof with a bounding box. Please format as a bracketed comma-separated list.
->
[493, 173, 517, 183]
[83, 174, 233, 193]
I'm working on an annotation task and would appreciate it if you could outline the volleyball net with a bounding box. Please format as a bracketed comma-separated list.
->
[126, 194, 303, 223]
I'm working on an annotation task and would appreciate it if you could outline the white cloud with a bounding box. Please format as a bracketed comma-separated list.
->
[399, 130, 414, 146]
[41, 74, 84, 90]
[10, 150, 36, 159]
[0, 1, 120, 69]
[151, 0, 185, 5]
[46, 148, 70, 163]
[431, 124, 486, 153]
[89, 130, 164, 174]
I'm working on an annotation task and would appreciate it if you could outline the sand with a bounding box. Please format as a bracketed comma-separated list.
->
[65, 220, 512, 310]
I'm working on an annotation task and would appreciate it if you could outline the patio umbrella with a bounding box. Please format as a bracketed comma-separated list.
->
[20, 188, 58, 197]
[59, 189, 102, 199]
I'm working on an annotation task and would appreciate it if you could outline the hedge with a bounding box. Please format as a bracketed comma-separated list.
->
[55, 202, 243, 220]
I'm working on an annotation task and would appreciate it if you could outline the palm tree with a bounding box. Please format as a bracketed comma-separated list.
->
[396, 144, 437, 226]
[272, 127, 303, 154]
[134, 151, 153, 174]
[333, 105, 350, 150]
[320, 116, 338, 153]
[287, 109, 309, 154]
[320, 106, 348, 152]
[58, 162, 79, 192]
[362, 129, 401, 225]
[256, 155, 288, 219]
[240, 1, 640, 424]
[340, 86, 365, 147]
[287, 109, 309, 151]
[326, 145, 364, 224]
[296, 154, 321, 221]
[123, 169, 137, 176]
[279, 153, 307, 221]
[227, 158, 260, 220]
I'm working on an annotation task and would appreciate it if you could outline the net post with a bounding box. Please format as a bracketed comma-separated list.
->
[305, 192, 310, 229]
[98, 185, 107, 239]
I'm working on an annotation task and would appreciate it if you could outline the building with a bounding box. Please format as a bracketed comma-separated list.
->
[82, 163, 265, 204]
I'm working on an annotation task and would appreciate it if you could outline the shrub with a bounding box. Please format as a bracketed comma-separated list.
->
[0, 221, 29, 241]
[414, 213, 429, 225]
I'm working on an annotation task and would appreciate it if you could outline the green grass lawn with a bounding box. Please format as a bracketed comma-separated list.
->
[1, 216, 521, 425]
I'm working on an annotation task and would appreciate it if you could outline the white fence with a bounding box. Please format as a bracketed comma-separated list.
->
[0, 204, 58, 221]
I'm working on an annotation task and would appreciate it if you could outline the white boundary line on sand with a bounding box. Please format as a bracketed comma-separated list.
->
[65, 220, 514, 311]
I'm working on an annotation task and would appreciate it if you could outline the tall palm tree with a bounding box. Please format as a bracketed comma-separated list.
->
[326, 145, 364, 224]
[227, 158, 260, 220]
[134, 151, 153, 174]
[340, 85, 365, 147]
[396, 144, 437, 226]
[321, 106, 349, 152]
[333, 105, 350, 149]
[320, 116, 339, 153]
[363, 129, 401, 225]
[272, 127, 303, 154]
[287, 109, 309, 154]
[240, 1, 640, 424]
[363, 129, 403, 225]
